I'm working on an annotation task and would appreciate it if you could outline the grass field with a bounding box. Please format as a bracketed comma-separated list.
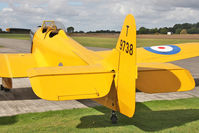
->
[0, 33, 30, 40]
[72, 37, 199, 48]
[1, 98, 199, 133]
[0, 33, 199, 48]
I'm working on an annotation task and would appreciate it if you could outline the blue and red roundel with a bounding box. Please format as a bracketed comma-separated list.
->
[144, 45, 181, 55]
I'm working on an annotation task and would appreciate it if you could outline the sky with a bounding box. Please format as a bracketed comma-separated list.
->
[0, 0, 199, 31]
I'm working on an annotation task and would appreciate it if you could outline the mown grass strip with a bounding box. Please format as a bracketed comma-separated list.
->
[1, 98, 199, 133]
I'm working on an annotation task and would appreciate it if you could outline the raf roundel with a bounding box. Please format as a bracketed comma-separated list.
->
[144, 45, 181, 55]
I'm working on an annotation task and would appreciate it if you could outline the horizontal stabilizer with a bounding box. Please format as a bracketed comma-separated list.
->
[28, 64, 114, 101]
[137, 63, 195, 93]
[0, 54, 37, 77]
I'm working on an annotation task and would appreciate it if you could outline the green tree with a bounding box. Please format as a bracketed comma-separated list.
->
[196, 22, 199, 28]
[67, 26, 74, 33]
[173, 24, 182, 31]
[187, 27, 199, 34]
[181, 23, 192, 29]
[159, 27, 168, 34]
[149, 28, 158, 34]
[168, 27, 175, 33]
[138, 27, 149, 34]
[175, 28, 182, 34]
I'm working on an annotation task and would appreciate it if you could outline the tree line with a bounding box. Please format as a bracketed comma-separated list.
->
[67, 22, 199, 34]
[67, 27, 120, 34]
[138, 22, 199, 34]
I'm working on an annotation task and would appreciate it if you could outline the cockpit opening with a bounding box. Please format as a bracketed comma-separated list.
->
[41, 21, 67, 38]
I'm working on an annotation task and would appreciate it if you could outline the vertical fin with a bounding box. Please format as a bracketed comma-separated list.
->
[95, 14, 137, 117]
[115, 14, 137, 117]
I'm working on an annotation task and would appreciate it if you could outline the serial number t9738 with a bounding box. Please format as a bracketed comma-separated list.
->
[119, 39, 133, 55]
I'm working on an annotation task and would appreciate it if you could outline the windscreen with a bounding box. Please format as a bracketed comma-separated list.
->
[42, 21, 66, 32]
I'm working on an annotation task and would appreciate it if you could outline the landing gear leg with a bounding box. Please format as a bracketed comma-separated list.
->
[110, 110, 117, 124]
[0, 78, 12, 92]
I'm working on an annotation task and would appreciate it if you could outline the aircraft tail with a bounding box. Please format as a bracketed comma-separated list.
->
[28, 14, 137, 118]
[95, 14, 137, 117]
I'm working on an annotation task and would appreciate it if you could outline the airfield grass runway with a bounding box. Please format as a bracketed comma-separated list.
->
[0, 34, 199, 132]
[1, 98, 199, 133]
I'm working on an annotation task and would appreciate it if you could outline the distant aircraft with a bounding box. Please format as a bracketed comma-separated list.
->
[0, 14, 199, 123]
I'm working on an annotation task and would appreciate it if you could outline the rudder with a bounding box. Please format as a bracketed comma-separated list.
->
[95, 14, 137, 117]
[115, 14, 137, 117]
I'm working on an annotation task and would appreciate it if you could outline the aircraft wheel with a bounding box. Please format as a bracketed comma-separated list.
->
[110, 110, 117, 124]
[0, 85, 10, 92]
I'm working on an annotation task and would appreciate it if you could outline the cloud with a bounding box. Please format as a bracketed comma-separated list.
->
[2, 7, 13, 12]
[0, 0, 198, 31]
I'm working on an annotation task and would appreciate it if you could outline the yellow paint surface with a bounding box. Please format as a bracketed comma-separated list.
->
[137, 63, 195, 93]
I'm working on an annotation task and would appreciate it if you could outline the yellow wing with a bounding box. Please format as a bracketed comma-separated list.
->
[97, 43, 199, 63]
[137, 62, 195, 93]
[97, 43, 198, 94]
[137, 43, 199, 63]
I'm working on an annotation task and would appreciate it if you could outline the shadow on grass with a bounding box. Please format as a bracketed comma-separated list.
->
[77, 102, 199, 131]
[0, 116, 17, 125]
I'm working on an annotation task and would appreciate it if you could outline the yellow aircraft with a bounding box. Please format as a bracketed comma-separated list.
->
[0, 14, 199, 123]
